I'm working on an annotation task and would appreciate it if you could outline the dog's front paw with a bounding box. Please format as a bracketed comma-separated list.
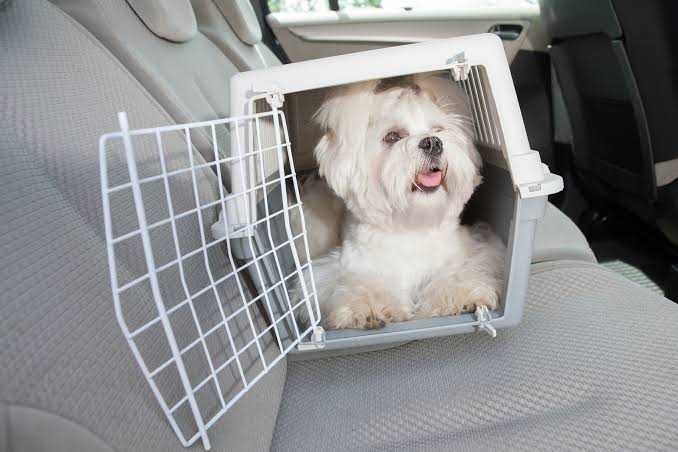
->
[325, 287, 412, 330]
[415, 281, 499, 319]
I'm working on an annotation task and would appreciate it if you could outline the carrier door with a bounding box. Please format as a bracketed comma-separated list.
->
[100, 108, 322, 450]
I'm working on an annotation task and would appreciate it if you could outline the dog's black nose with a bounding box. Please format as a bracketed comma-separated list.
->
[418, 136, 443, 156]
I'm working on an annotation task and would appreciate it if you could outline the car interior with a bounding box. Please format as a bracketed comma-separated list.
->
[1, 0, 677, 450]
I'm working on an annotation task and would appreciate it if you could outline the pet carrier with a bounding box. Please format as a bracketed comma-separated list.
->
[223, 32, 562, 352]
[100, 34, 561, 449]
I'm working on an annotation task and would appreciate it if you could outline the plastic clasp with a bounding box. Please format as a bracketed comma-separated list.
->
[297, 326, 326, 351]
[474, 305, 497, 338]
[264, 90, 284, 109]
[448, 52, 470, 82]
[512, 152, 564, 199]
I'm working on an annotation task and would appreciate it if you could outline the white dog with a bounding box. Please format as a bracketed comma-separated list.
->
[295, 75, 505, 330]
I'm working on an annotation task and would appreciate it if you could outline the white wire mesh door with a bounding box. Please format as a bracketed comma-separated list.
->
[99, 108, 321, 449]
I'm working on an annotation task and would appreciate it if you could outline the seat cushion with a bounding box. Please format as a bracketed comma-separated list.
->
[273, 261, 678, 451]
[0, 1, 284, 450]
[533, 203, 596, 263]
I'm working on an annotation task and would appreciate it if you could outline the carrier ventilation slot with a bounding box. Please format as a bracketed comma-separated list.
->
[100, 111, 321, 450]
[458, 65, 503, 150]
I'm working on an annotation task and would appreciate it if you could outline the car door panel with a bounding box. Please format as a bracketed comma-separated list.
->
[267, 6, 546, 63]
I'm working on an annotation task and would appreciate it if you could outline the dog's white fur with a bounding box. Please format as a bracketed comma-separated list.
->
[296, 75, 505, 330]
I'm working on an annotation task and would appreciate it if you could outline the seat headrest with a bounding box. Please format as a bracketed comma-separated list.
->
[125, 0, 197, 43]
[213, 0, 262, 46]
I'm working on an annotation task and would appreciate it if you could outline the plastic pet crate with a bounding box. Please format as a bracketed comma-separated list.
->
[100, 34, 562, 449]
[225, 33, 562, 353]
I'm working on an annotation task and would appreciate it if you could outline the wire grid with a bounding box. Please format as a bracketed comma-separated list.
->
[458, 65, 504, 150]
[99, 109, 320, 450]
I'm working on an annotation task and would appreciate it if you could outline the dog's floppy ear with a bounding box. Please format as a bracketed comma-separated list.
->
[313, 83, 374, 199]
[313, 128, 352, 199]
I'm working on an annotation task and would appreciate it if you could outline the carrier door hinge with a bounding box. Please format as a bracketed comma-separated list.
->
[297, 326, 326, 351]
[448, 52, 470, 82]
[246, 86, 285, 111]
[474, 305, 497, 338]
[264, 90, 285, 109]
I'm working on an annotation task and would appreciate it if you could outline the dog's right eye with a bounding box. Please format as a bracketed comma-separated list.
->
[383, 131, 402, 144]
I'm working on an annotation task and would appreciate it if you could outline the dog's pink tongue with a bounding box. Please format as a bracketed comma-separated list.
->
[415, 170, 442, 188]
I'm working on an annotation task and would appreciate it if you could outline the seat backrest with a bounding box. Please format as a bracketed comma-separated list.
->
[191, 0, 327, 173]
[549, 34, 655, 200]
[192, 0, 281, 71]
[51, 0, 239, 168]
[612, 0, 678, 188]
[540, 0, 622, 41]
[541, 0, 656, 202]
[52, 0, 286, 190]
[0, 0, 285, 450]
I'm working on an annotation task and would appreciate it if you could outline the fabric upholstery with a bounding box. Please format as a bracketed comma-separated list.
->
[192, 0, 280, 70]
[2, 404, 115, 452]
[125, 0, 197, 43]
[611, 0, 678, 236]
[213, 0, 262, 45]
[542, 0, 678, 244]
[274, 261, 678, 451]
[540, 0, 622, 40]
[0, 1, 285, 450]
[53, 0, 283, 188]
[612, 0, 678, 169]
[551, 34, 654, 200]
[0, 1, 616, 451]
[533, 203, 596, 263]
[52, 0, 237, 168]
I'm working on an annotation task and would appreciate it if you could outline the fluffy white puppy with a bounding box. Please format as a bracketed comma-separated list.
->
[297, 75, 505, 330]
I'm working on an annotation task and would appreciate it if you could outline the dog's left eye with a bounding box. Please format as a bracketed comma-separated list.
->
[383, 131, 403, 144]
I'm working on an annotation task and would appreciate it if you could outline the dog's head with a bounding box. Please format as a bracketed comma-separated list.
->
[313, 75, 482, 227]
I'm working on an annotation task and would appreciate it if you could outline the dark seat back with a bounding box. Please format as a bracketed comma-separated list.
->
[612, 0, 678, 190]
[542, 0, 678, 243]
[550, 33, 655, 200]
[542, 0, 660, 209]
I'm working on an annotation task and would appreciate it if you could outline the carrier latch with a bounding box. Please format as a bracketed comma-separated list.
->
[297, 326, 326, 351]
[448, 52, 470, 81]
[474, 305, 497, 338]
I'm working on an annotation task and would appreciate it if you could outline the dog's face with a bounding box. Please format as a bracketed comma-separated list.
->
[314, 75, 482, 227]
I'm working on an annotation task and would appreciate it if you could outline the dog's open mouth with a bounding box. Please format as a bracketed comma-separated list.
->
[412, 166, 444, 193]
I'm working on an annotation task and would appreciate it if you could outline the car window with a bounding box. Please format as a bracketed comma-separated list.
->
[268, 0, 537, 13]
[268, 0, 330, 12]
